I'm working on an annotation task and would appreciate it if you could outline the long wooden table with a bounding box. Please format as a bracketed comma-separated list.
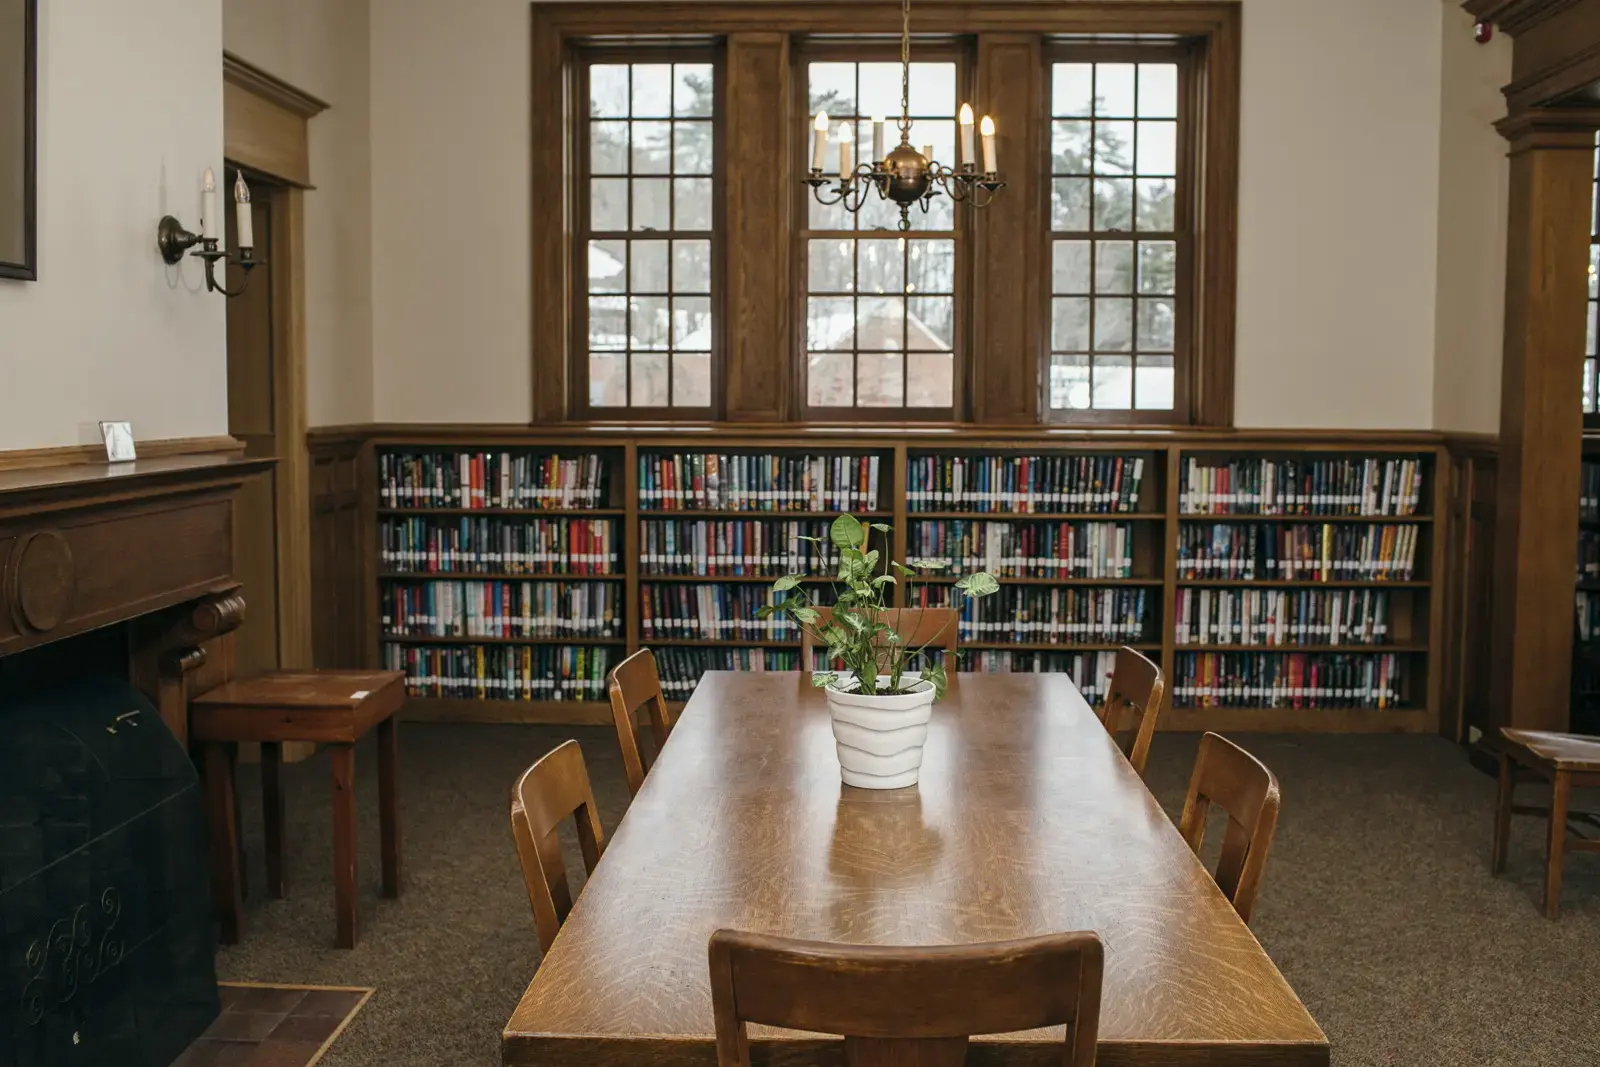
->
[503, 672, 1329, 1066]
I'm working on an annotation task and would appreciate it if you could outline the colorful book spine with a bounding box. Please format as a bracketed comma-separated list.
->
[1174, 588, 1390, 647]
[954, 649, 1120, 702]
[380, 516, 618, 575]
[380, 580, 620, 639]
[382, 642, 613, 700]
[1582, 461, 1600, 523]
[638, 583, 829, 641]
[906, 454, 1145, 514]
[651, 646, 804, 698]
[638, 453, 882, 512]
[1173, 651, 1404, 708]
[639, 518, 838, 576]
[907, 520, 1134, 578]
[1176, 523, 1420, 581]
[1179, 456, 1425, 517]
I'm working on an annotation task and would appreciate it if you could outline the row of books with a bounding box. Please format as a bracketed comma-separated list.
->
[379, 451, 610, 510]
[1174, 589, 1392, 647]
[653, 647, 806, 697]
[1581, 531, 1600, 582]
[1179, 456, 1425, 516]
[1582, 462, 1600, 523]
[1176, 523, 1421, 582]
[380, 516, 619, 575]
[639, 584, 823, 641]
[640, 518, 839, 576]
[906, 520, 1135, 579]
[907, 454, 1145, 513]
[382, 643, 614, 701]
[1173, 651, 1406, 708]
[1579, 591, 1600, 643]
[954, 649, 1120, 701]
[381, 580, 621, 639]
[638, 453, 883, 512]
[951, 587, 1150, 644]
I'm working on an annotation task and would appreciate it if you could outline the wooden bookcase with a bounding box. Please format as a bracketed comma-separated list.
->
[329, 428, 1447, 734]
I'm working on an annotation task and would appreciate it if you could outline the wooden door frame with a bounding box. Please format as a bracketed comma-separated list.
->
[222, 52, 329, 670]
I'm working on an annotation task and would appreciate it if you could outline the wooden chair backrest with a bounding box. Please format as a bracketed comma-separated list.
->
[509, 739, 606, 953]
[708, 929, 1103, 1067]
[1177, 732, 1281, 924]
[608, 647, 675, 796]
[1097, 646, 1165, 778]
[800, 606, 960, 673]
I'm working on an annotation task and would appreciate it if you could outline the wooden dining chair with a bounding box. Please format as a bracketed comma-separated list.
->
[799, 606, 960, 673]
[1096, 646, 1166, 779]
[708, 929, 1103, 1067]
[608, 648, 676, 796]
[510, 740, 606, 953]
[1177, 732, 1281, 924]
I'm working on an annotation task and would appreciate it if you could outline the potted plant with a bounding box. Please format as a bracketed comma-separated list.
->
[758, 514, 998, 789]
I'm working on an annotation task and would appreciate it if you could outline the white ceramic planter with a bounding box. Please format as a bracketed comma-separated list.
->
[825, 676, 935, 790]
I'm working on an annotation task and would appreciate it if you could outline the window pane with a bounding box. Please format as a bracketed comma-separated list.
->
[909, 63, 956, 115]
[589, 296, 626, 349]
[590, 122, 629, 174]
[858, 296, 905, 349]
[673, 352, 712, 405]
[1137, 121, 1177, 177]
[673, 121, 713, 173]
[1053, 297, 1090, 351]
[809, 62, 856, 116]
[1138, 241, 1176, 295]
[810, 239, 855, 292]
[1094, 297, 1133, 351]
[1053, 64, 1093, 117]
[633, 178, 671, 230]
[631, 65, 672, 117]
[859, 239, 905, 294]
[674, 64, 714, 117]
[632, 121, 672, 174]
[808, 352, 854, 406]
[1097, 122, 1135, 175]
[589, 353, 628, 405]
[908, 240, 954, 294]
[631, 296, 671, 350]
[1137, 297, 1175, 352]
[632, 352, 670, 405]
[591, 178, 628, 230]
[1053, 241, 1091, 293]
[1138, 64, 1179, 118]
[1091, 354, 1133, 408]
[672, 296, 712, 349]
[590, 65, 630, 118]
[674, 177, 713, 230]
[1095, 241, 1134, 294]
[858, 352, 905, 407]
[1050, 354, 1091, 409]
[631, 240, 669, 292]
[1095, 64, 1136, 117]
[859, 63, 901, 119]
[1094, 178, 1133, 231]
[1052, 179, 1091, 230]
[907, 297, 954, 350]
[1135, 355, 1175, 410]
[673, 240, 711, 293]
[1052, 121, 1092, 175]
[809, 297, 855, 350]
[908, 351, 954, 407]
[1136, 179, 1176, 231]
[589, 240, 627, 292]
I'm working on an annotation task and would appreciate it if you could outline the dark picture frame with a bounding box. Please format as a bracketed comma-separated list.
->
[0, 0, 37, 281]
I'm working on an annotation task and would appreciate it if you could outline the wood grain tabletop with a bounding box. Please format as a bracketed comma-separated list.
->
[503, 671, 1329, 1067]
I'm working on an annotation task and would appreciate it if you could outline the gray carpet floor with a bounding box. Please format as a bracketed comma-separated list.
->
[214, 724, 1600, 1066]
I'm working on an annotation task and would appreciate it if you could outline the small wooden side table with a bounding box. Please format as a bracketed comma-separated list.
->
[1492, 727, 1600, 918]
[192, 669, 406, 948]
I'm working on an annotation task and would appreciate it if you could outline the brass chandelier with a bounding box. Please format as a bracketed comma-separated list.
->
[804, 0, 1005, 231]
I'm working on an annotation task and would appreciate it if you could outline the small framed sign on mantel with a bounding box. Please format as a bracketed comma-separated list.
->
[99, 422, 137, 463]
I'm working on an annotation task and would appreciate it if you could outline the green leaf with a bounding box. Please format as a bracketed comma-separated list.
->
[891, 561, 914, 577]
[755, 604, 775, 620]
[863, 549, 879, 572]
[830, 513, 865, 550]
[810, 671, 838, 688]
[922, 661, 948, 701]
[907, 557, 952, 570]
[870, 523, 892, 533]
[772, 574, 802, 593]
[872, 574, 896, 587]
[955, 571, 1000, 597]
[796, 535, 824, 544]
[793, 606, 822, 625]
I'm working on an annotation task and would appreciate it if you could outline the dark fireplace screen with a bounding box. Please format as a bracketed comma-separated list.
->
[1, 675, 219, 1067]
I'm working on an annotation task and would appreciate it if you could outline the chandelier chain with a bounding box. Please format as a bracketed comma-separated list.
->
[899, 0, 912, 139]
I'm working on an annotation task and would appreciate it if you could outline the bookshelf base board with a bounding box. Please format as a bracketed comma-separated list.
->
[1163, 706, 1432, 733]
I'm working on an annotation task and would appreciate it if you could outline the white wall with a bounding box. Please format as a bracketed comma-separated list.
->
[223, 0, 374, 428]
[0, 0, 226, 452]
[1432, 4, 1511, 434]
[359, 0, 1506, 431]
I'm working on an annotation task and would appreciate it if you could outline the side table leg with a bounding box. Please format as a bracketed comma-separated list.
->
[1546, 769, 1572, 920]
[1491, 752, 1514, 875]
[330, 744, 358, 948]
[378, 716, 402, 898]
[203, 741, 244, 944]
[262, 741, 286, 898]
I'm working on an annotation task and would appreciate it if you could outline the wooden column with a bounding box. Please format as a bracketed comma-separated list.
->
[971, 33, 1043, 424]
[1489, 109, 1596, 732]
[723, 33, 792, 422]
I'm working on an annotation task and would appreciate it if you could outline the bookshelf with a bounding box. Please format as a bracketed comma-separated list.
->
[343, 431, 1447, 734]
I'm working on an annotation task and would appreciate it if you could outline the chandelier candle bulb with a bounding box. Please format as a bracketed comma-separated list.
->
[959, 103, 975, 167]
[201, 167, 217, 240]
[872, 115, 885, 163]
[980, 115, 997, 173]
[233, 172, 253, 250]
[921, 144, 934, 164]
[812, 111, 829, 171]
[838, 123, 853, 179]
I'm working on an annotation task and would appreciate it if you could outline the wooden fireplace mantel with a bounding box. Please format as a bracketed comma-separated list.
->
[0, 453, 274, 743]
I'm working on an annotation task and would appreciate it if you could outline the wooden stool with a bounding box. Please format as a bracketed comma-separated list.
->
[1491, 727, 1600, 918]
[192, 669, 406, 948]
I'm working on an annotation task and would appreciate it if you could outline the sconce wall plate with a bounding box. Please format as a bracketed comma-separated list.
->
[157, 213, 263, 297]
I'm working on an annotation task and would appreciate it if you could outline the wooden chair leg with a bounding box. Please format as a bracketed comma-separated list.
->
[330, 744, 358, 948]
[203, 741, 244, 945]
[1491, 752, 1515, 875]
[377, 716, 402, 899]
[262, 742, 286, 899]
[1545, 770, 1572, 920]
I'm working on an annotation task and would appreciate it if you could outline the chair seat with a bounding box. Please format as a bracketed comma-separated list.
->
[1501, 728, 1600, 773]
[191, 670, 405, 744]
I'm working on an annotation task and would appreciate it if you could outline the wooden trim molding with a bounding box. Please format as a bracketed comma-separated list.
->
[0, 435, 243, 473]
[222, 53, 328, 189]
[223, 53, 331, 119]
[1463, 0, 1584, 36]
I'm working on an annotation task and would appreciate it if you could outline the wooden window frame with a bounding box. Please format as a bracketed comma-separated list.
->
[530, 2, 1240, 428]
[1588, 131, 1599, 428]
[569, 45, 726, 421]
[791, 39, 972, 422]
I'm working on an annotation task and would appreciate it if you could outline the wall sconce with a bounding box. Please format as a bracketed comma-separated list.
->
[156, 167, 262, 297]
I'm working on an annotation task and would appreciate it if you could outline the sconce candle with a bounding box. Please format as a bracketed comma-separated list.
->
[871, 115, 885, 163]
[838, 124, 853, 180]
[234, 172, 253, 250]
[980, 115, 997, 174]
[958, 104, 975, 168]
[811, 111, 829, 171]
[201, 167, 217, 240]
